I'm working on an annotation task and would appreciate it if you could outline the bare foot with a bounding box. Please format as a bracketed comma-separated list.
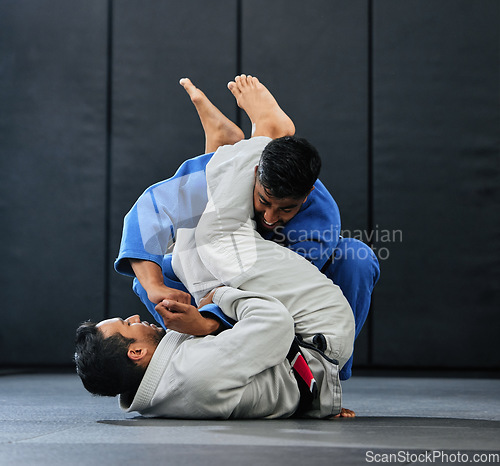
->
[227, 74, 295, 139]
[333, 407, 356, 418]
[180, 78, 244, 153]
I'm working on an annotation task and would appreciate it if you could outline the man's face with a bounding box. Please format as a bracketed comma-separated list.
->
[252, 174, 308, 234]
[97, 315, 166, 345]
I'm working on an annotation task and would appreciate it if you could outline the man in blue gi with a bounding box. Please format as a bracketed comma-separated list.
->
[114, 75, 380, 381]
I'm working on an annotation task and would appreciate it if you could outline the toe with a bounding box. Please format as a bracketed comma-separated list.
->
[249, 76, 260, 88]
[179, 77, 197, 94]
[180, 78, 205, 103]
[228, 81, 241, 97]
[237, 74, 247, 89]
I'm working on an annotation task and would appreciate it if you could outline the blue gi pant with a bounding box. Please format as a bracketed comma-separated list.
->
[324, 237, 380, 379]
[133, 236, 379, 381]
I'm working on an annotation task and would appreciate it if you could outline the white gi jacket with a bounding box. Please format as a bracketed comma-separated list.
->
[120, 287, 300, 419]
[123, 137, 355, 418]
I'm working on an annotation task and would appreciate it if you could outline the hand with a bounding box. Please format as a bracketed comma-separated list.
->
[128, 260, 192, 305]
[155, 300, 220, 336]
[147, 284, 192, 305]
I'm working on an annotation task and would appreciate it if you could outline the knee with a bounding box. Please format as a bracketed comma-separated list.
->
[334, 238, 380, 286]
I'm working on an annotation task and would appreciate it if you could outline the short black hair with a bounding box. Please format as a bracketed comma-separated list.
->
[257, 136, 321, 199]
[74, 321, 145, 397]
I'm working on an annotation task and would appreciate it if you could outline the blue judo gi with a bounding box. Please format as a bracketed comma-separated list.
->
[114, 151, 379, 380]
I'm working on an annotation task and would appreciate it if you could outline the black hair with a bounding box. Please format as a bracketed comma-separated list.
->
[74, 321, 145, 397]
[257, 136, 321, 199]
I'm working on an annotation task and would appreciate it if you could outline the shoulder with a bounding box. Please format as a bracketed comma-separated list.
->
[309, 179, 338, 209]
[290, 179, 340, 228]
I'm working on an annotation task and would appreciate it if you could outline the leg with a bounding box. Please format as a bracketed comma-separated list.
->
[180, 78, 244, 153]
[325, 237, 380, 380]
[227, 74, 295, 139]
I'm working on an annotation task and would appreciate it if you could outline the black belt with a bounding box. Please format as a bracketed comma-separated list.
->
[286, 337, 318, 416]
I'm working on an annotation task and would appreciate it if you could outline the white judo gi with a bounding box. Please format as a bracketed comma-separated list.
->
[120, 286, 300, 419]
[120, 137, 355, 418]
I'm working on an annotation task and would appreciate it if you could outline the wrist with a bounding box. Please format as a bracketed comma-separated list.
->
[146, 282, 166, 293]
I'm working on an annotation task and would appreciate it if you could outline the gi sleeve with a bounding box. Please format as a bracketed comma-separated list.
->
[199, 286, 295, 375]
[114, 153, 213, 277]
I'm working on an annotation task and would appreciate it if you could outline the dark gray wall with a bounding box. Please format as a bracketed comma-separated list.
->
[1, 0, 499, 370]
[109, 0, 239, 321]
[241, 0, 372, 367]
[372, 0, 500, 368]
[0, 1, 108, 365]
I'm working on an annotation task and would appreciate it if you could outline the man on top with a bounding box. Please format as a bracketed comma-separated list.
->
[114, 75, 379, 380]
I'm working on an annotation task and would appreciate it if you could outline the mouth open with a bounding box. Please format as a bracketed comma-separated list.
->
[259, 216, 280, 231]
[141, 320, 158, 329]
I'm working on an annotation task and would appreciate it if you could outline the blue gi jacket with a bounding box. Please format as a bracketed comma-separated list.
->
[115, 152, 341, 276]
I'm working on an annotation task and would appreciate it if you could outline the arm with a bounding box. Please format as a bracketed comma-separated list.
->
[115, 153, 213, 277]
[130, 259, 191, 305]
[190, 286, 296, 381]
[144, 286, 298, 420]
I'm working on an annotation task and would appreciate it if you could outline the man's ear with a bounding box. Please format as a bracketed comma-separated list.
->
[127, 344, 148, 362]
[254, 165, 259, 176]
[302, 185, 315, 204]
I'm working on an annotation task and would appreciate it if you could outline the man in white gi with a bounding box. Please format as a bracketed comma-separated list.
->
[75, 76, 355, 419]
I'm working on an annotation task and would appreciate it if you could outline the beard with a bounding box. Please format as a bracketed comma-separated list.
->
[148, 327, 166, 347]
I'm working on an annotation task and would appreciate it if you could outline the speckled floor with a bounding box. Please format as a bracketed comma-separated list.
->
[1, 373, 499, 465]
